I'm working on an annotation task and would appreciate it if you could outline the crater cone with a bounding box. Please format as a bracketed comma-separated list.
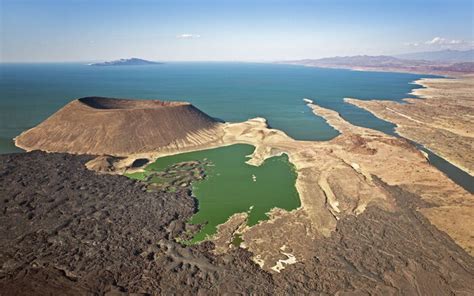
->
[15, 97, 222, 155]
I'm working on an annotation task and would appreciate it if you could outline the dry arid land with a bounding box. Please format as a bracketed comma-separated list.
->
[347, 76, 474, 176]
[2, 77, 474, 294]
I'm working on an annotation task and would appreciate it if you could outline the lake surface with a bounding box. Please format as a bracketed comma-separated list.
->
[0, 62, 428, 151]
[128, 144, 300, 243]
[1, 62, 471, 193]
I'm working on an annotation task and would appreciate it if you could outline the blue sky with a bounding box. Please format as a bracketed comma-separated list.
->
[1, 0, 473, 62]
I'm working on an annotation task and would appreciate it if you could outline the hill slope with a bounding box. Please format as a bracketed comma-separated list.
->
[15, 97, 222, 155]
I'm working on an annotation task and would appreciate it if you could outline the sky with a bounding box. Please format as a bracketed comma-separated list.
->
[1, 0, 473, 62]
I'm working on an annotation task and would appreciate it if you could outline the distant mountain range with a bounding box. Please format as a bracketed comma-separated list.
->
[396, 49, 474, 63]
[89, 58, 162, 66]
[281, 52, 474, 76]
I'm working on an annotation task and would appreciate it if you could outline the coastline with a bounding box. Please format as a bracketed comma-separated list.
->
[278, 61, 471, 77]
[346, 76, 474, 177]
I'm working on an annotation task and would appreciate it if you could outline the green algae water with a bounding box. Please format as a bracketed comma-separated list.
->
[129, 144, 300, 243]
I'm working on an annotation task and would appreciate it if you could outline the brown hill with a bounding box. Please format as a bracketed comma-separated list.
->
[15, 97, 222, 156]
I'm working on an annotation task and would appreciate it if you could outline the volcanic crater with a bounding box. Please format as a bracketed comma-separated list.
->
[14, 97, 222, 156]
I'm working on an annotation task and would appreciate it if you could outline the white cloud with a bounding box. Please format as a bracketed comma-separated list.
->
[404, 37, 473, 50]
[176, 34, 201, 39]
[425, 37, 463, 45]
[404, 42, 419, 47]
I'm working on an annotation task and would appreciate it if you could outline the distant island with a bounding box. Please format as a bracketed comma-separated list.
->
[89, 58, 163, 66]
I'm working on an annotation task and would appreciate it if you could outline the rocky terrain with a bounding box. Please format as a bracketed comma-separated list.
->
[131, 160, 208, 193]
[0, 151, 272, 295]
[1, 151, 474, 295]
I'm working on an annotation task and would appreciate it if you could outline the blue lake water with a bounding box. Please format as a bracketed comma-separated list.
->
[0, 63, 428, 147]
[1, 62, 471, 192]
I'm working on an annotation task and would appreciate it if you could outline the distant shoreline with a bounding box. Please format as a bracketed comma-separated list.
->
[279, 62, 466, 78]
[278, 54, 474, 77]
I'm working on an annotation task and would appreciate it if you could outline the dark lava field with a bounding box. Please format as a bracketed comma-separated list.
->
[1, 151, 473, 295]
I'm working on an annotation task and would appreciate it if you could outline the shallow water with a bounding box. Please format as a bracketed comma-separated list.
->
[134, 144, 300, 243]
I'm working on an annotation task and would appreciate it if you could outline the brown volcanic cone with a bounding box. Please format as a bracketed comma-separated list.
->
[15, 97, 222, 155]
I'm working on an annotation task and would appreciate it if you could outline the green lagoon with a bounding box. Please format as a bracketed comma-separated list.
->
[127, 144, 300, 243]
